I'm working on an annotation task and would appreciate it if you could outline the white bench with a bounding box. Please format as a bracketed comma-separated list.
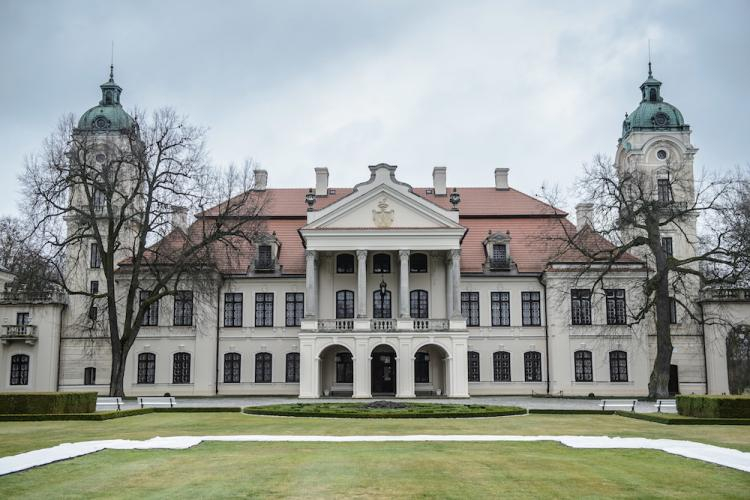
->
[655, 399, 676, 412]
[599, 399, 637, 412]
[96, 397, 124, 411]
[137, 396, 177, 408]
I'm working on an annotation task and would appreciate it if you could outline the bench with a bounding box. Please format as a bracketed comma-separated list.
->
[96, 397, 123, 411]
[137, 396, 177, 408]
[599, 399, 637, 412]
[655, 399, 676, 412]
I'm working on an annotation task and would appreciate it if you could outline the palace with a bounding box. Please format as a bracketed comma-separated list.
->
[1, 66, 748, 397]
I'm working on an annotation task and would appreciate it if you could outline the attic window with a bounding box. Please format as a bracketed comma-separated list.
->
[328, 188, 336, 195]
[425, 188, 434, 194]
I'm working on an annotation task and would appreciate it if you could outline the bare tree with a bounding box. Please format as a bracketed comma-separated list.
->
[543, 155, 748, 398]
[0, 216, 58, 294]
[21, 109, 266, 396]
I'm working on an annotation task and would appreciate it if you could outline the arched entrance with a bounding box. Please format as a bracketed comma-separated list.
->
[319, 344, 354, 397]
[414, 344, 449, 397]
[371, 344, 397, 396]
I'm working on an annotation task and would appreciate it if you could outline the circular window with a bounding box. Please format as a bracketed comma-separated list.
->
[95, 153, 106, 163]
[656, 149, 668, 160]
[93, 116, 110, 129]
[653, 112, 670, 127]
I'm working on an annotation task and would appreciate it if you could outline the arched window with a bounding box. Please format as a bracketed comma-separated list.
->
[609, 351, 628, 382]
[373, 253, 391, 273]
[415, 352, 430, 383]
[173, 352, 191, 384]
[574, 350, 593, 382]
[286, 352, 300, 383]
[336, 254, 355, 273]
[84, 366, 96, 385]
[373, 290, 392, 319]
[224, 353, 241, 383]
[493, 351, 511, 382]
[336, 290, 355, 319]
[255, 352, 272, 383]
[10, 354, 29, 385]
[467, 351, 480, 382]
[137, 353, 156, 384]
[335, 352, 353, 383]
[649, 88, 657, 101]
[409, 253, 428, 273]
[524, 351, 542, 382]
[410, 290, 429, 319]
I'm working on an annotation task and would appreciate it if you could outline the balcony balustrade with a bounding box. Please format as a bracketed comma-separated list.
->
[700, 288, 750, 301]
[0, 291, 67, 305]
[371, 318, 395, 331]
[253, 257, 276, 272]
[0, 325, 38, 344]
[314, 318, 450, 332]
[317, 319, 355, 331]
[487, 257, 511, 271]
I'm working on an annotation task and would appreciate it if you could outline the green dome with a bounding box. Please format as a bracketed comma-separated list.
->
[77, 66, 136, 132]
[621, 67, 689, 139]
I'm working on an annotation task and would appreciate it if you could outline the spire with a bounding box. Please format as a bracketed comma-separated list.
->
[99, 62, 122, 107]
[648, 39, 653, 77]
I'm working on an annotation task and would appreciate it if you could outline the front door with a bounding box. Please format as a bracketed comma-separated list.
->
[371, 351, 396, 394]
[668, 364, 679, 395]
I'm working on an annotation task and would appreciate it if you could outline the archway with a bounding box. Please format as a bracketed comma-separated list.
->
[414, 344, 449, 397]
[318, 344, 354, 397]
[371, 344, 397, 396]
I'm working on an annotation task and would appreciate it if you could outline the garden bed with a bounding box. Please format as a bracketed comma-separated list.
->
[242, 401, 526, 418]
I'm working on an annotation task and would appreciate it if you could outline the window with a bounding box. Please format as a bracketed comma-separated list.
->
[410, 290, 429, 319]
[467, 351, 480, 382]
[137, 353, 155, 384]
[657, 178, 672, 203]
[661, 237, 673, 257]
[409, 253, 428, 273]
[524, 351, 542, 382]
[173, 291, 193, 326]
[88, 306, 98, 321]
[84, 366, 96, 385]
[336, 254, 355, 273]
[255, 352, 272, 383]
[10, 354, 29, 385]
[90, 280, 99, 294]
[571, 289, 592, 325]
[492, 244, 507, 262]
[140, 291, 159, 326]
[606, 289, 627, 325]
[224, 293, 243, 327]
[224, 353, 241, 383]
[373, 290, 392, 319]
[609, 351, 628, 382]
[493, 351, 511, 382]
[336, 290, 355, 319]
[90, 243, 101, 268]
[285, 293, 304, 327]
[649, 88, 657, 101]
[670, 297, 678, 324]
[255, 293, 274, 327]
[574, 350, 593, 382]
[257, 244, 272, 265]
[373, 253, 391, 273]
[461, 292, 480, 326]
[415, 352, 430, 383]
[491, 292, 511, 326]
[173, 352, 191, 384]
[286, 352, 300, 382]
[521, 291, 541, 326]
[92, 189, 106, 211]
[335, 352, 353, 383]
[16, 312, 30, 335]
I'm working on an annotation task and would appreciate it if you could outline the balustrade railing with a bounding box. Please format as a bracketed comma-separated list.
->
[371, 318, 395, 331]
[413, 318, 449, 331]
[314, 318, 451, 332]
[253, 257, 276, 271]
[488, 257, 511, 271]
[317, 319, 354, 331]
[1, 325, 38, 341]
[700, 288, 750, 301]
[0, 291, 67, 305]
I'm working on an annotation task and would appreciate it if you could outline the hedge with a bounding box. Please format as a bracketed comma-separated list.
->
[616, 410, 750, 425]
[243, 403, 527, 419]
[528, 409, 616, 415]
[0, 406, 242, 421]
[676, 395, 750, 418]
[0, 392, 97, 414]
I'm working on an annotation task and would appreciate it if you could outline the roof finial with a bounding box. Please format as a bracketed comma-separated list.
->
[648, 39, 652, 77]
[109, 41, 114, 81]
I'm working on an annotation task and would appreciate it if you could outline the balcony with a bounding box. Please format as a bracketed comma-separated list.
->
[1, 325, 38, 344]
[655, 200, 689, 213]
[0, 291, 67, 305]
[487, 257, 511, 271]
[318, 319, 355, 331]
[253, 257, 277, 272]
[314, 318, 451, 332]
[700, 288, 750, 302]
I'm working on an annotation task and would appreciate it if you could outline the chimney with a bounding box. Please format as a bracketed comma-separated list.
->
[254, 169, 268, 191]
[171, 206, 189, 231]
[432, 166, 447, 196]
[494, 168, 509, 190]
[315, 167, 329, 196]
[575, 203, 594, 231]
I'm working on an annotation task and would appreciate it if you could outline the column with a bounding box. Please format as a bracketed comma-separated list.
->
[450, 249, 461, 318]
[396, 339, 415, 398]
[305, 250, 317, 318]
[353, 339, 372, 398]
[298, 338, 319, 398]
[398, 250, 410, 318]
[356, 250, 367, 318]
[445, 252, 454, 319]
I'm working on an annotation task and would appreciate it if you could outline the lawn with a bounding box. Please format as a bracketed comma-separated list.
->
[1, 413, 749, 498]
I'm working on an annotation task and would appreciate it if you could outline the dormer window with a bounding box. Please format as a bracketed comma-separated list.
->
[373, 253, 391, 273]
[253, 239, 279, 273]
[257, 245, 272, 264]
[484, 231, 512, 272]
[492, 244, 507, 262]
[336, 254, 355, 273]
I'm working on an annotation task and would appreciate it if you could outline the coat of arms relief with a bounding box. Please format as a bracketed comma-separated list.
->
[372, 197, 395, 228]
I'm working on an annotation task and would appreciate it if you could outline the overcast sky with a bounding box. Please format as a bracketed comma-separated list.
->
[1, 0, 748, 216]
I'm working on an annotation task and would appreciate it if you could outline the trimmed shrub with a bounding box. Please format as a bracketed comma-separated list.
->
[617, 411, 750, 425]
[243, 403, 526, 418]
[528, 409, 615, 415]
[677, 395, 750, 418]
[0, 392, 97, 414]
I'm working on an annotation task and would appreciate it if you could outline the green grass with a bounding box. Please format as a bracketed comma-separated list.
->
[243, 402, 526, 418]
[1, 441, 748, 498]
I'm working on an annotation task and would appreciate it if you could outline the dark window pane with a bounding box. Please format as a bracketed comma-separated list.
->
[255, 352, 272, 383]
[609, 351, 628, 382]
[415, 352, 430, 383]
[373, 290, 392, 319]
[606, 289, 627, 325]
[172, 352, 191, 384]
[571, 289, 592, 325]
[336, 254, 355, 273]
[522, 291, 541, 326]
[285, 293, 304, 327]
[223, 352, 241, 383]
[467, 351, 480, 382]
[373, 253, 391, 273]
[491, 292, 511, 326]
[255, 293, 274, 327]
[336, 290, 355, 319]
[335, 352, 353, 383]
[524, 351, 542, 382]
[409, 253, 428, 273]
[461, 292, 480, 326]
[173, 290, 193, 326]
[286, 353, 300, 382]
[84, 366, 96, 385]
[224, 293, 243, 327]
[137, 353, 156, 384]
[140, 290, 159, 326]
[410, 290, 429, 319]
[493, 351, 511, 381]
[10, 354, 29, 385]
[574, 350, 593, 382]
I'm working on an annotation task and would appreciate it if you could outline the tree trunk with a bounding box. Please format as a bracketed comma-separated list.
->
[109, 351, 127, 397]
[648, 258, 673, 398]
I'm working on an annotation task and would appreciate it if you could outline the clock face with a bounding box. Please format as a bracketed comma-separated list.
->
[653, 112, 669, 127]
[94, 116, 110, 129]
